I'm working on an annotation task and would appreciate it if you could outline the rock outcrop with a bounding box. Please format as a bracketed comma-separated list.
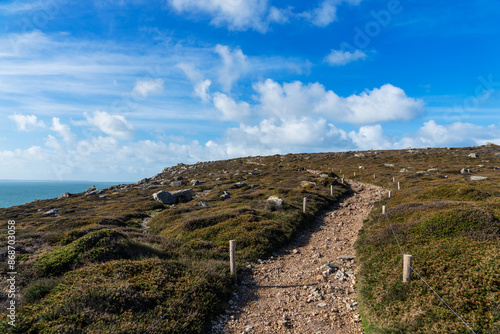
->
[153, 189, 193, 204]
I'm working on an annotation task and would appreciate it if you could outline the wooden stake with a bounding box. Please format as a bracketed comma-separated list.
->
[388, 191, 392, 198]
[393, 177, 396, 182]
[330, 184, 333, 196]
[303, 197, 307, 213]
[354, 172, 356, 177]
[398, 182, 401, 190]
[230, 240, 236, 284]
[403, 254, 412, 283]
[382, 205, 386, 214]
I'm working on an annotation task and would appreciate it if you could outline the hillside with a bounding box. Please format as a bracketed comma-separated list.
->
[0, 145, 499, 333]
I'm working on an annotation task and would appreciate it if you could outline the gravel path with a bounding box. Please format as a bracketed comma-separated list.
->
[212, 181, 386, 333]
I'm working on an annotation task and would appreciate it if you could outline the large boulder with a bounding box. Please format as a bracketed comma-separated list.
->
[153, 189, 193, 204]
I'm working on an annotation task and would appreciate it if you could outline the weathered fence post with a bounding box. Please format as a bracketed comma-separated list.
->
[330, 184, 333, 196]
[388, 191, 392, 198]
[393, 177, 396, 182]
[398, 182, 401, 190]
[303, 197, 307, 213]
[374, 174, 376, 179]
[354, 172, 356, 177]
[230, 240, 236, 284]
[403, 254, 412, 283]
[382, 205, 386, 214]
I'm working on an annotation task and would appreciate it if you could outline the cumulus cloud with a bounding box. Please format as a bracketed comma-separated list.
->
[215, 44, 248, 92]
[51, 117, 75, 142]
[85, 111, 135, 140]
[132, 78, 164, 97]
[348, 124, 393, 150]
[9, 114, 46, 131]
[251, 79, 424, 124]
[325, 49, 367, 66]
[213, 92, 251, 122]
[398, 121, 500, 148]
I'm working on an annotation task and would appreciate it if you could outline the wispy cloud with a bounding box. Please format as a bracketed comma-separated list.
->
[325, 49, 367, 66]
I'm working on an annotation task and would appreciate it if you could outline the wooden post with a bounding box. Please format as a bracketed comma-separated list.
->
[388, 191, 392, 198]
[397, 182, 401, 190]
[403, 254, 412, 283]
[341, 177, 344, 184]
[330, 184, 333, 196]
[382, 205, 386, 214]
[374, 174, 376, 179]
[230, 240, 237, 284]
[354, 172, 356, 177]
[303, 197, 307, 213]
[393, 177, 396, 182]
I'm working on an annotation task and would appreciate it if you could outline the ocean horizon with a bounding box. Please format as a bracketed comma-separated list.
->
[0, 180, 127, 208]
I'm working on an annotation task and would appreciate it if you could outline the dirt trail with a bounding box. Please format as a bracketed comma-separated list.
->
[212, 181, 386, 334]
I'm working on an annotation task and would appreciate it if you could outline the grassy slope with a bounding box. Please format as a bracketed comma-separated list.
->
[0, 146, 498, 333]
[0, 154, 347, 333]
[351, 146, 500, 333]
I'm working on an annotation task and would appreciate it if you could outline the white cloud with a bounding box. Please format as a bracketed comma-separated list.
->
[303, 0, 338, 27]
[167, 0, 270, 32]
[85, 111, 135, 140]
[215, 44, 248, 92]
[132, 78, 164, 97]
[325, 49, 367, 66]
[167, 0, 362, 31]
[213, 92, 251, 122]
[177, 63, 212, 101]
[299, 0, 363, 27]
[398, 120, 500, 148]
[348, 124, 392, 150]
[51, 117, 75, 142]
[341, 84, 424, 123]
[252, 79, 424, 124]
[9, 114, 46, 131]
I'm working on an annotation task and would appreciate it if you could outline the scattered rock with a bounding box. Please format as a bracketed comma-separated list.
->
[233, 182, 248, 189]
[221, 191, 231, 200]
[58, 192, 71, 199]
[170, 181, 184, 187]
[358, 166, 365, 169]
[427, 168, 439, 173]
[197, 202, 209, 207]
[384, 163, 395, 167]
[399, 168, 409, 173]
[338, 255, 355, 261]
[266, 196, 284, 208]
[470, 176, 489, 181]
[85, 186, 104, 196]
[249, 171, 260, 175]
[301, 181, 317, 187]
[191, 180, 202, 186]
[461, 168, 472, 174]
[43, 208, 59, 216]
[468, 153, 478, 158]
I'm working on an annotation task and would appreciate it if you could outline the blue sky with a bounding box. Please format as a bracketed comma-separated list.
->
[1, 0, 499, 182]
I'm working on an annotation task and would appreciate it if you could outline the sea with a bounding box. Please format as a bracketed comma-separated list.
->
[0, 181, 125, 209]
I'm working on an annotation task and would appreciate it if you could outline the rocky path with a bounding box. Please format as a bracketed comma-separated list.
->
[212, 182, 386, 333]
